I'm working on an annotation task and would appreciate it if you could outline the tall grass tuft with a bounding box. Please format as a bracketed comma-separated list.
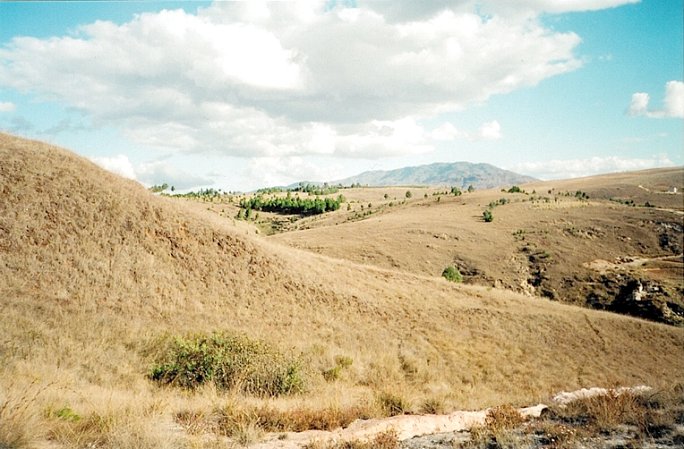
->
[0, 381, 48, 449]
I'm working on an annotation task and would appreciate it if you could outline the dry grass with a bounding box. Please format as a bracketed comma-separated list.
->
[464, 405, 529, 449]
[303, 429, 399, 449]
[0, 380, 49, 449]
[547, 385, 684, 437]
[1, 133, 683, 447]
[271, 166, 683, 322]
[174, 400, 375, 436]
[513, 385, 684, 448]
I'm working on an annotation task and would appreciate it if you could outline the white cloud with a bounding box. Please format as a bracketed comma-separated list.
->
[91, 154, 212, 189]
[477, 120, 502, 140]
[365, 0, 639, 21]
[628, 80, 684, 118]
[92, 155, 137, 180]
[486, 0, 639, 14]
[429, 120, 501, 141]
[0, 1, 588, 159]
[663, 80, 684, 118]
[0, 101, 15, 112]
[244, 156, 343, 188]
[510, 154, 676, 180]
[430, 123, 465, 141]
[135, 160, 214, 189]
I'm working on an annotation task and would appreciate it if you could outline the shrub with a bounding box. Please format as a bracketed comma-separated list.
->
[405, 190, 412, 199]
[482, 210, 493, 222]
[442, 266, 463, 283]
[149, 332, 306, 396]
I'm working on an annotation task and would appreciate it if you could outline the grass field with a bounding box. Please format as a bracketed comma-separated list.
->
[1, 133, 682, 448]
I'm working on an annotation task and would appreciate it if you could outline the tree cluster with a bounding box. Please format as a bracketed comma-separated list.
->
[240, 193, 345, 216]
[290, 182, 341, 196]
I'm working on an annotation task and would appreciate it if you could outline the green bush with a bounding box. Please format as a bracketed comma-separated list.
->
[442, 266, 463, 283]
[149, 332, 305, 397]
[482, 209, 493, 222]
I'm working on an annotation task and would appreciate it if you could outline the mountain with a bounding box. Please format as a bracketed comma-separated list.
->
[333, 162, 537, 188]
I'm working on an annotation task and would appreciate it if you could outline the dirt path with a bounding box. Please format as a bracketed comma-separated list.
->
[583, 253, 683, 274]
[248, 387, 652, 448]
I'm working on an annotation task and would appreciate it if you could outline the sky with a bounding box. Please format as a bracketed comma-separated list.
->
[0, 0, 682, 192]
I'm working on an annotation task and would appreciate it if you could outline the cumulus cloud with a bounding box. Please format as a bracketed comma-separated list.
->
[365, 0, 638, 21]
[430, 123, 465, 141]
[244, 156, 344, 188]
[628, 80, 684, 118]
[0, 101, 15, 112]
[477, 120, 502, 140]
[510, 154, 676, 180]
[91, 155, 137, 180]
[0, 1, 587, 159]
[484, 0, 639, 14]
[429, 120, 501, 141]
[91, 154, 212, 189]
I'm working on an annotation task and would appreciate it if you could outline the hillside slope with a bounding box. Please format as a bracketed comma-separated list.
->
[273, 169, 683, 325]
[1, 133, 683, 448]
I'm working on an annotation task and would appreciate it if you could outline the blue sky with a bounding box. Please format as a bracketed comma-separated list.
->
[0, 0, 682, 191]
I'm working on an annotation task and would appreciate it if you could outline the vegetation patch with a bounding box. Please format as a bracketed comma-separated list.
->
[240, 193, 345, 216]
[149, 332, 306, 396]
[442, 265, 463, 283]
[482, 209, 494, 222]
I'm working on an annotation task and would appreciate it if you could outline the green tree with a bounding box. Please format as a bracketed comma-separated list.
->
[405, 190, 412, 199]
[467, 185, 475, 193]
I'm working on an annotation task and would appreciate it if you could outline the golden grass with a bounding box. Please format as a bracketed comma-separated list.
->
[303, 429, 399, 449]
[1, 133, 683, 447]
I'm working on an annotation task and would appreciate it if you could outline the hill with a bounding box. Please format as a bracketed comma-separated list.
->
[273, 169, 683, 326]
[0, 133, 683, 448]
[332, 161, 537, 189]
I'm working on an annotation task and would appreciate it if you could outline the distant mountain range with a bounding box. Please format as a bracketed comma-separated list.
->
[328, 162, 537, 189]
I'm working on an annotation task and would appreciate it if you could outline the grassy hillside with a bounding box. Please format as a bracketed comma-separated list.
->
[272, 171, 683, 325]
[1, 133, 683, 448]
